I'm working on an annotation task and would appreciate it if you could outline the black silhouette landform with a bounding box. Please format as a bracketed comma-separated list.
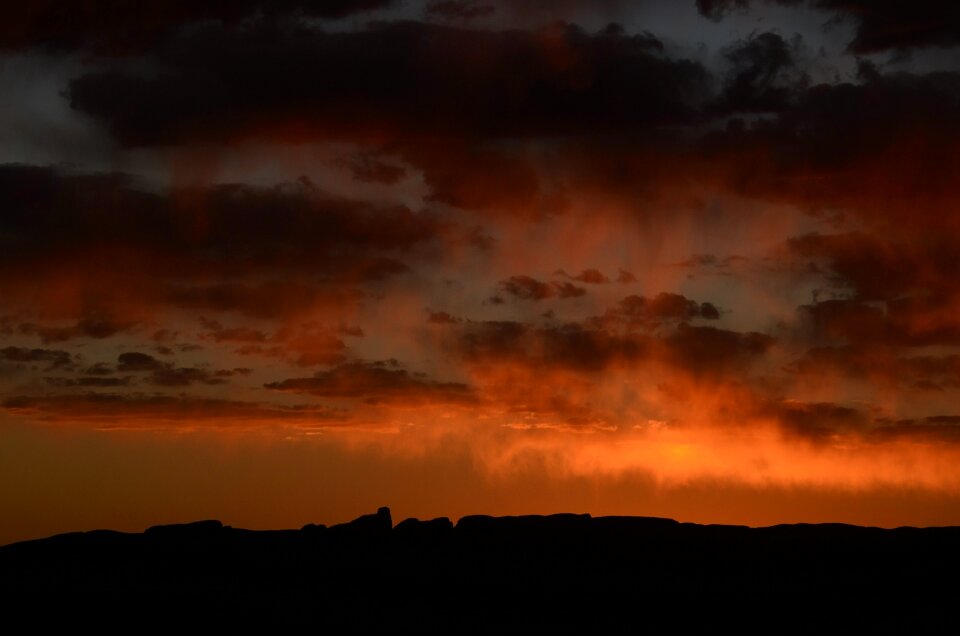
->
[2, 508, 957, 631]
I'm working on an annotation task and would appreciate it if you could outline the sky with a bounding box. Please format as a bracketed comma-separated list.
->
[3, 0, 960, 543]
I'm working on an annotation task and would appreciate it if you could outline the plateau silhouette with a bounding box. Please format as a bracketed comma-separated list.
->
[2, 508, 956, 631]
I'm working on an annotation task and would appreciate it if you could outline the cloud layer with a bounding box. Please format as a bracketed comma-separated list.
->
[3, 0, 960, 535]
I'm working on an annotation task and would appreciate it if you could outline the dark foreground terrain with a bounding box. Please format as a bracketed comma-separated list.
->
[2, 508, 957, 632]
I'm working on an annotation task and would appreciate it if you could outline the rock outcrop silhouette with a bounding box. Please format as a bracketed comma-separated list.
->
[1, 508, 957, 631]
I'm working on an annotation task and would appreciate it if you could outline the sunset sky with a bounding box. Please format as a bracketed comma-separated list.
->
[3, 0, 960, 544]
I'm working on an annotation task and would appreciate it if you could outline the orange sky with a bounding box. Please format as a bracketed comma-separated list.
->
[3, 0, 960, 543]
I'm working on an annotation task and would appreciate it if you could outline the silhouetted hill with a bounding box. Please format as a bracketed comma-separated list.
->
[2, 509, 957, 632]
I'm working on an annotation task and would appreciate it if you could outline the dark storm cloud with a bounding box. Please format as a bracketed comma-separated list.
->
[829, 1, 960, 54]
[1, 392, 346, 425]
[789, 233, 909, 300]
[116, 351, 239, 387]
[44, 376, 131, 388]
[771, 400, 869, 442]
[706, 70, 960, 201]
[82, 363, 115, 376]
[807, 68, 960, 154]
[453, 320, 650, 371]
[0, 165, 448, 319]
[198, 319, 350, 367]
[425, 1, 496, 21]
[676, 254, 749, 271]
[0, 346, 72, 369]
[18, 8, 960, 224]
[885, 295, 960, 347]
[55, 9, 960, 224]
[359, 64, 960, 219]
[718, 31, 807, 113]
[796, 297, 960, 349]
[617, 293, 720, 323]
[696, 0, 753, 21]
[663, 323, 774, 374]
[873, 417, 960, 443]
[698, 1, 960, 54]
[796, 299, 887, 344]
[789, 233, 960, 301]
[556, 269, 610, 284]
[733, 395, 960, 446]
[67, 20, 708, 146]
[499, 276, 586, 301]
[787, 231, 960, 349]
[149, 367, 227, 387]
[357, 61, 960, 224]
[427, 311, 462, 324]
[1, 1, 396, 54]
[0, 166, 441, 267]
[790, 345, 960, 392]
[117, 352, 165, 372]
[265, 360, 475, 405]
[18, 317, 135, 344]
[451, 309, 767, 375]
[723, 393, 960, 445]
[589, 293, 721, 331]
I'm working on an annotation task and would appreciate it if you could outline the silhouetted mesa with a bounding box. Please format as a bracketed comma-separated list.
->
[329, 505, 393, 537]
[1, 509, 957, 631]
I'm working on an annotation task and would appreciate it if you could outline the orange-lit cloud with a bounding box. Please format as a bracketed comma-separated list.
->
[3, 1, 960, 539]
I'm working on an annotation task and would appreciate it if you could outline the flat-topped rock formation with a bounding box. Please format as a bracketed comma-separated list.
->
[2, 509, 957, 631]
